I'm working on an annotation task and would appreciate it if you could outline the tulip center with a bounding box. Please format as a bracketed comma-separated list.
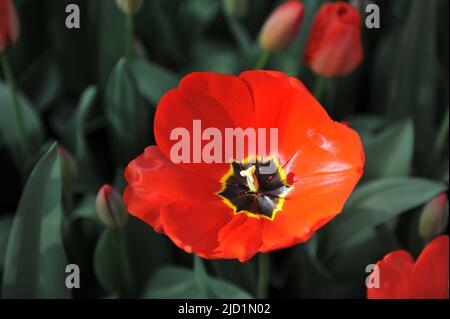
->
[217, 157, 293, 221]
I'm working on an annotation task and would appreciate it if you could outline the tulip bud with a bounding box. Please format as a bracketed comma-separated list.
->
[419, 194, 449, 240]
[115, 0, 143, 15]
[223, 0, 249, 18]
[96, 185, 128, 229]
[305, 2, 363, 77]
[0, 0, 20, 53]
[58, 147, 78, 186]
[258, 0, 304, 53]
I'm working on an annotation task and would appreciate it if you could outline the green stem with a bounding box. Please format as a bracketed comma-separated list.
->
[194, 255, 212, 297]
[114, 229, 134, 297]
[434, 108, 449, 159]
[256, 253, 270, 299]
[125, 13, 135, 61]
[254, 49, 271, 70]
[0, 53, 27, 152]
[313, 76, 326, 101]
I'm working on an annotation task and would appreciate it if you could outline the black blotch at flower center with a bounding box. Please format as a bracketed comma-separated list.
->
[217, 158, 293, 221]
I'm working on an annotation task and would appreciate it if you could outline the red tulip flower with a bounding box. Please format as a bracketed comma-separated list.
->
[368, 235, 449, 299]
[124, 71, 364, 261]
[258, 0, 305, 52]
[0, 0, 19, 53]
[305, 2, 363, 77]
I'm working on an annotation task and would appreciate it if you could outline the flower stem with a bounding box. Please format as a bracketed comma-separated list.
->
[125, 13, 135, 61]
[313, 76, 327, 101]
[256, 253, 270, 299]
[0, 53, 27, 152]
[194, 255, 212, 297]
[434, 108, 449, 160]
[254, 49, 271, 70]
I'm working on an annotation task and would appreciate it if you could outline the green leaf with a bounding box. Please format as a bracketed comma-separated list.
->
[18, 54, 61, 112]
[346, 115, 386, 137]
[0, 83, 44, 171]
[64, 86, 100, 191]
[0, 215, 13, 272]
[362, 119, 414, 180]
[142, 266, 253, 299]
[322, 177, 447, 259]
[130, 58, 180, 105]
[373, 0, 440, 164]
[96, 0, 126, 87]
[105, 58, 153, 164]
[94, 229, 133, 297]
[94, 217, 174, 297]
[1, 142, 70, 298]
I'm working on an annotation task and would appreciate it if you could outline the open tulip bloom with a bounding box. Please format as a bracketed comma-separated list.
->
[1, 0, 448, 303]
[124, 71, 365, 262]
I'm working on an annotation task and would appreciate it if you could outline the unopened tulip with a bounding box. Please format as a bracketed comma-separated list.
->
[58, 147, 78, 186]
[419, 193, 449, 240]
[258, 0, 304, 52]
[305, 2, 363, 77]
[0, 0, 19, 53]
[96, 185, 128, 229]
[115, 0, 143, 15]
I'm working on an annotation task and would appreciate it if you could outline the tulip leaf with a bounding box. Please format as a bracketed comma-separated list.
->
[18, 54, 61, 112]
[322, 177, 447, 259]
[373, 0, 440, 167]
[96, 0, 126, 87]
[94, 229, 133, 297]
[130, 58, 180, 105]
[94, 217, 173, 297]
[142, 266, 253, 299]
[0, 83, 44, 172]
[105, 58, 153, 164]
[1, 142, 71, 298]
[63, 86, 100, 191]
[0, 215, 13, 274]
[362, 119, 414, 181]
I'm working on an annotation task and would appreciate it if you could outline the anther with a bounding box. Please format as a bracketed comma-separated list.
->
[240, 165, 259, 193]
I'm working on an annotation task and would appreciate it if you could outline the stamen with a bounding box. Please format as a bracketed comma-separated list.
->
[240, 165, 259, 193]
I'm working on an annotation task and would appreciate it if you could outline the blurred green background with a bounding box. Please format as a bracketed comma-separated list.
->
[0, 0, 448, 298]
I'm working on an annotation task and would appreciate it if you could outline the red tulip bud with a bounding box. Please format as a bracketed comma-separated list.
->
[258, 0, 304, 53]
[0, 0, 19, 53]
[96, 185, 128, 229]
[305, 2, 363, 77]
[419, 193, 449, 240]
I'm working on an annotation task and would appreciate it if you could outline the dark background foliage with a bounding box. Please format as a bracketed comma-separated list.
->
[0, 0, 448, 298]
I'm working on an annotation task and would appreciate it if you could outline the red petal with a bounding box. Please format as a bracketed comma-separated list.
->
[217, 213, 263, 262]
[154, 72, 257, 180]
[123, 146, 221, 233]
[409, 235, 449, 299]
[259, 121, 364, 251]
[160, 200, 233, 259]
[367, 250, 414, 299]
[239, 71, 329, 162]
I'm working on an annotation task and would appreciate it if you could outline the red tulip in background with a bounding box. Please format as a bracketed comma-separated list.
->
[124, 71, 364, 261]
[258, 0, 304, 52]
[367, 235, 449, 299]
[305, 2, 363, 77]
[0, 0, 19, 53]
